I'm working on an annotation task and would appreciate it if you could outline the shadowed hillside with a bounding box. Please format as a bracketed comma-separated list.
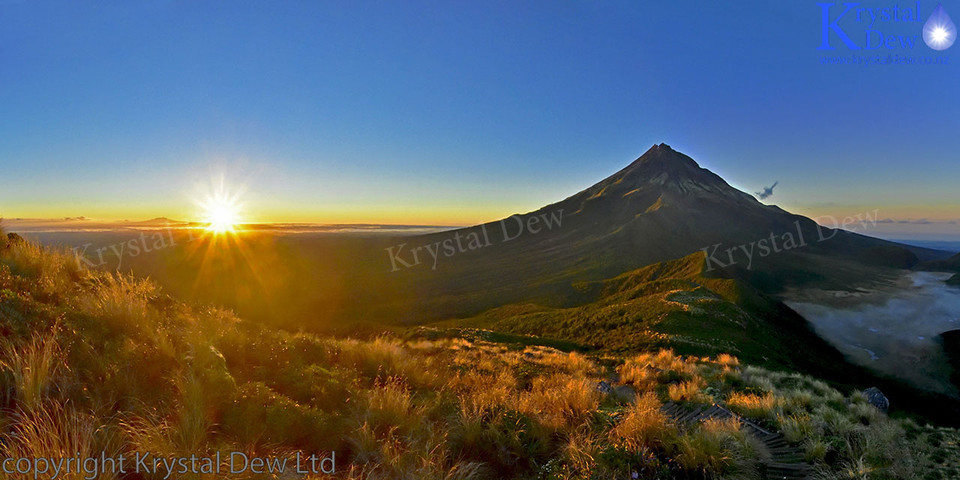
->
[920, 252, 960, 275]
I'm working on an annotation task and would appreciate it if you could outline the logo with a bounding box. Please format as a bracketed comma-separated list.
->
[817, 2, 954, 51]
[923, 4, 956, 50]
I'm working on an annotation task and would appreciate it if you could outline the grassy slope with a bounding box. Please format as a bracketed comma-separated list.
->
[1, 233, 959, 479]
[447, 253, 856, 375]
[443, 251, 960, 426]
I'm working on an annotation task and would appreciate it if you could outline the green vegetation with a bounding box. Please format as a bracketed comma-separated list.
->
[448, 253, 856, 379]
[1, 236, 958, 479]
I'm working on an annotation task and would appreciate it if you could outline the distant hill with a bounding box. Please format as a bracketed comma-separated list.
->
[919, 252, 960, 273]
[134, 216, 185, 224]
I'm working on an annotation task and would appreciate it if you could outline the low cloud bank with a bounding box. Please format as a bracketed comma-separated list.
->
[786, 272, 960, 394]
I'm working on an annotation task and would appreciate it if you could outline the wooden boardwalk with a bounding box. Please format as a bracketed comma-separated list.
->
[661, 402, 812, 480]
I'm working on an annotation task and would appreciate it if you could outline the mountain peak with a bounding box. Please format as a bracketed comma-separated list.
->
[592, 144, 707, 190]
[545, 144, 763, 224]
[628, 143, 699, 169]
[600, 143, 730, 197]
[650, 142, 677, 154]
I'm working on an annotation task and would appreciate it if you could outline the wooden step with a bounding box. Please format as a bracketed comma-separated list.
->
[660, 402, 813, 479]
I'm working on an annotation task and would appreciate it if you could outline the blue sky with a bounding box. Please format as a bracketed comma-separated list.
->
[1, 1, 958, 237]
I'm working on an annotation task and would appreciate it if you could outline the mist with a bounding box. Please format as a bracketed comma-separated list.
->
[786, 272, 960, 394]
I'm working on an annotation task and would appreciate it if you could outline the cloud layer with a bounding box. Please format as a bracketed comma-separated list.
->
[787, 272, 960, 394]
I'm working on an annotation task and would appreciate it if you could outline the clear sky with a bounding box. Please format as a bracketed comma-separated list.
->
[1, 1, 958, 237]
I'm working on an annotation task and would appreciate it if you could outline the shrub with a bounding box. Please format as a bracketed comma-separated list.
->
[222, 382, 331, 451]
[188, 344, 237, 423]
[276, 363, 353, 411]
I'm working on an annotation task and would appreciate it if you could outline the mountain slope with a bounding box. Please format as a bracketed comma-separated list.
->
[364, 144, 941, 323]
[445, 252, 852, 377]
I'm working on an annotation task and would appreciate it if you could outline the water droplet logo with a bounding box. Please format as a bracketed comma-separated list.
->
[923, 4, 956, 50]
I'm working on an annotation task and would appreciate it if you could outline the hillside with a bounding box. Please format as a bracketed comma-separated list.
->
[920, 252, 960, 273]
[445, 252, 847, 374]
[2, 233, 958, 479]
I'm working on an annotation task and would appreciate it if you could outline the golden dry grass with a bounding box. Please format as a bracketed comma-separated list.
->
[726, 391, 776, 420]
[0, 238, 945, 480]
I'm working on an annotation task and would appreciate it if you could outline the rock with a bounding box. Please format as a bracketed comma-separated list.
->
[862, 387, 889, 413]
[596, 380, 613, 394]
[612, 385, 636, 403]
[938, 329, 960, 387]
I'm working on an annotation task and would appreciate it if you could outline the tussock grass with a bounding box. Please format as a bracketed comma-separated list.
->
[355, 378, 418, 435]
[518, 376, 599, 429]
[0, 331, 65, 412]
[0, 237, 950, 479]
[610, 392, 676, 451]
[675, 417, 740, 475]
[76, 274, 158, 338]
[3, 402, 121, 480]
[716, 352, 740, 367]
[727, 391, 776, 420]
[668, 379, 710, 404]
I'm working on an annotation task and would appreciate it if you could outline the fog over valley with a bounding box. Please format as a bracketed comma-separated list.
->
[787, 271, 960, 394]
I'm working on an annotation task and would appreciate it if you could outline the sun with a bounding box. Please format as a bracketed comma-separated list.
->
[201, 194, 241, 233]
[198, 179, 244, 233]
[932, 26, 949, 43]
